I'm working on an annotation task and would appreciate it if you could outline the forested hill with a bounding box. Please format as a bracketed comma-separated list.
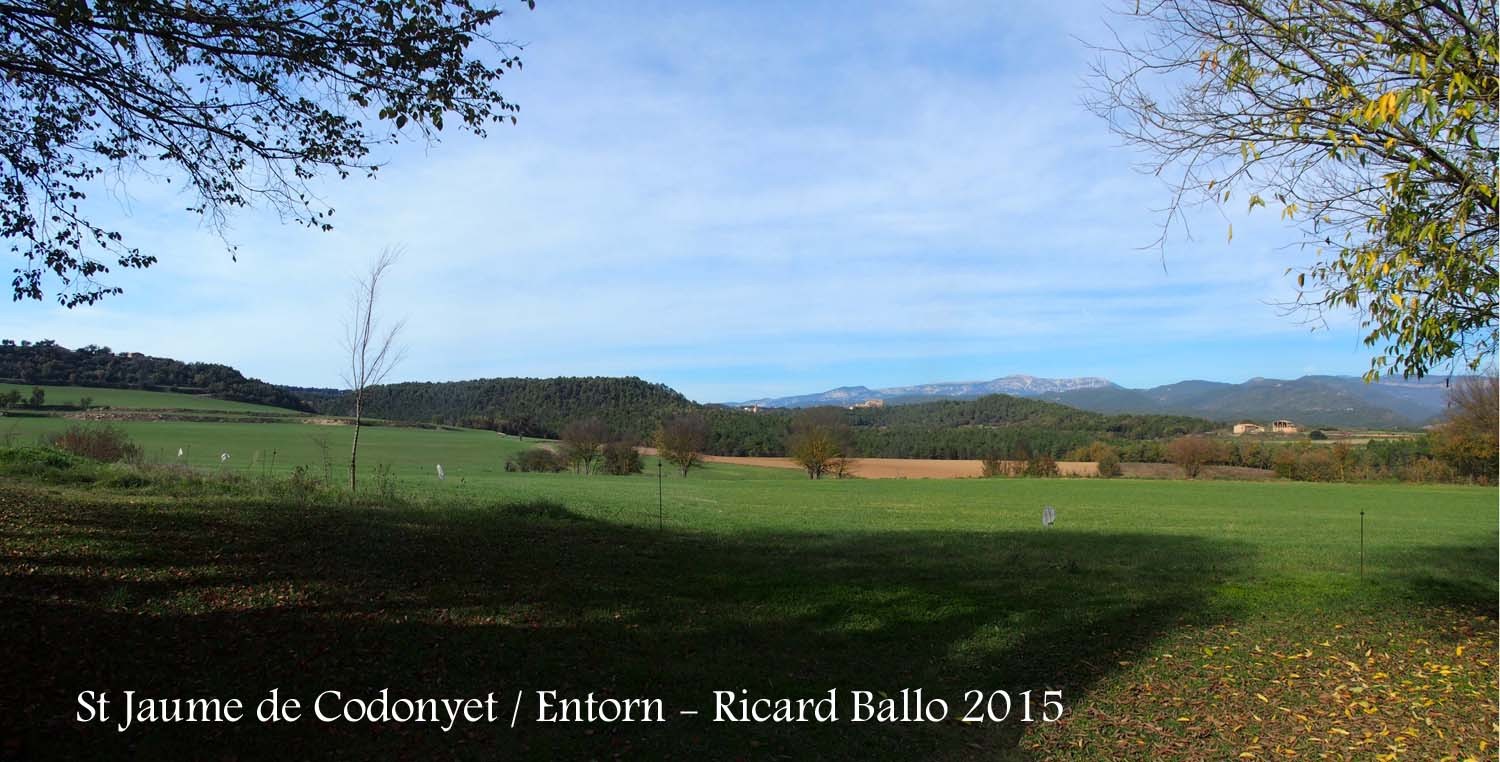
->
[0, 340, 312, 412]
[303, 375, 1218, 458]
[303, 377, 696, 439]
[704, 395, 1218, 458]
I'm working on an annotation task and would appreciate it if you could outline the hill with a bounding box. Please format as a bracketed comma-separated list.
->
[0, 383, 300, 415]
[728, 373, 1455, 429]
[301, 377, 1217, 459]
[709, 393, 1217, 459]
[731, 374, 1113, 408]
[1042, 375, 1453, 429]
[301, 377, 696, 440]
[0, 340, 312, 413]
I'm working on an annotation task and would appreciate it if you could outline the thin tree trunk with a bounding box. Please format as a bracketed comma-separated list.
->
[349, 396, 362, 492]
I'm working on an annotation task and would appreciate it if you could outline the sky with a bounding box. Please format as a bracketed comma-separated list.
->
[2, 0, 1385, 403]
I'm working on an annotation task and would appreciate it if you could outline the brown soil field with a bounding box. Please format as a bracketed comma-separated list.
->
[638, 449, 1099, 479]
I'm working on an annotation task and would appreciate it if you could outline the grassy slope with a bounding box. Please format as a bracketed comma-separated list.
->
[0, 416, 805, 481]
[0, 421, 1492, 759]
[0, 382, 298, 414]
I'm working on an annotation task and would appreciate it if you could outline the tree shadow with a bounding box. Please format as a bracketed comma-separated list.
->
[0, 491, 1254, 760]
[1386, 542, 1497, 616]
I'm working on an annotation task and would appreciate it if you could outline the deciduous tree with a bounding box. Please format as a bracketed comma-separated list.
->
[560, 418, 609, 475]
[1167, 435, 1222, 478]
[1089, 0, 1497, 378]
[3, 0, 531, 305]
[788, 427, 841, 480]
[1431, 374, 1498, 481]
[342, 249, 405, 492]
[655, 414, 708, 477]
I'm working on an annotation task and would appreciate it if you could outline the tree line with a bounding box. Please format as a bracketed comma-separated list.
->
[305, 375, 1221, 460]
[306, 376, 698, 441]
[0, 340, 311, 412]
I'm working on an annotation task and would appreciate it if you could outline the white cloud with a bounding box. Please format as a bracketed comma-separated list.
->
[0, 1, 1378, 400]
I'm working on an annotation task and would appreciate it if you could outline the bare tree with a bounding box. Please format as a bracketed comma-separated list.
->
[560, 418, 610, 475]
[1431, 374, 1499, 481]
[655, 414, 709, 477]
[786, 409, 853, 480]
[342, 249, 407, 492]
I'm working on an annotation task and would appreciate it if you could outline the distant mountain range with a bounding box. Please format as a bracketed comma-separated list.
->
[728, 374, 1461, 429]
[731, 375, 1113, 409]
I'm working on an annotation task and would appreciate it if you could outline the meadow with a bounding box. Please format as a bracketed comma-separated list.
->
[0, 382, 297, 414]
[0, 391, 1494, 759]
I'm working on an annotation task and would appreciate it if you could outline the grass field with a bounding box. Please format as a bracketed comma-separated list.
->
[0, 382, 298, 414]
[0, 416, 1494, 760]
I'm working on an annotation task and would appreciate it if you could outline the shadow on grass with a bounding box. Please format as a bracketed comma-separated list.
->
[1391, 543, 1498, 616]
[0, 488, 1252, 760]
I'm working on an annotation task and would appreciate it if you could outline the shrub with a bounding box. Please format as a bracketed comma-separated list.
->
[45, 424, 141, 463]
[0, 446, 97, 483]
[508, 447, 567, 473]
[1399, 457, 1456, 484]
[1167, 435, 1222, 479]
[1308, 429, 1328, 440]
[601, 442, 643, 475]
[1294, 449, 1336, 482]
[1080, 441, 1121, 478]
[101, 468, 151, 489]
[979, 452, 1005, 478]
[1271, 448, 1299, 479]
[1095, 448, 1121, 478]
[1025, 454, 1059, 478]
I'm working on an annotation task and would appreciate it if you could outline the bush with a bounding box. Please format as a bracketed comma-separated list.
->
[1308, 429, 1328, 440]
[1271, 448, 1299, 479]
[1095, 448, 1122, 478]
[1078, 441, 1121, 478]
[979, 452, 1005, 478]
[1399, 457, 1456, 484]
[601, 442, 643, 475]
[507, 447, 567, 473]
[45, 424, 141, 462]
[0, 446, 97, 483]
[1025, 454, 1060, 478]
[101, 468, 151, 489]
[1294, 449, 1336, 482]
[1167, 435, 1222, 479]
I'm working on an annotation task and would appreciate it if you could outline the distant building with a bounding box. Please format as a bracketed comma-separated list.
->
[850, 399, 885, 410]
[740, 405, 762, 413]
[1232, 421, 1265, 435]
[1271, 419, 1299, 433]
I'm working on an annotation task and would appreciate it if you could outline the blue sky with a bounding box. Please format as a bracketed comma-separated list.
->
[2, 0, 1381, 402]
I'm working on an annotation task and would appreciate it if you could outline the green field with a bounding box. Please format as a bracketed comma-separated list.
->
[0, 382, 298, 414]
[0, 417, 1493, 759]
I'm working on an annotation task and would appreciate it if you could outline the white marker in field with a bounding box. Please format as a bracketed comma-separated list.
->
[220, 452, 229, 463]
[1042, 505, 1056, 527]
[177, 448, 184, 458]
[436, 464, 445, 481]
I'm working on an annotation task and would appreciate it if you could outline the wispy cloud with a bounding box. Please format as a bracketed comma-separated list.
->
[1, 1, 1377, 401]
